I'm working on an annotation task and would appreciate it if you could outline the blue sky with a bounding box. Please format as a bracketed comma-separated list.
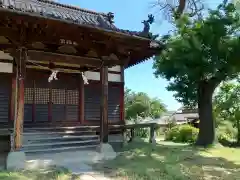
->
[59, 0, 221, 111]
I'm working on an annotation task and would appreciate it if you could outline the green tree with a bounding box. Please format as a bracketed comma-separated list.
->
[153, 1, 240, 146]
[214, 80, 240, 143]
[150, 97, 167, 118]
[124, 88, 166, 120]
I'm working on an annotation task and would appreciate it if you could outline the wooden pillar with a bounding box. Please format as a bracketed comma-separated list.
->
[100, 66, 108, 143]
[79, 75, 84, 124]
[13, 48, 26, 151]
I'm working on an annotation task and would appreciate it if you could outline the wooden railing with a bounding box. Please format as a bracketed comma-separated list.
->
[109, 123, 159, 145]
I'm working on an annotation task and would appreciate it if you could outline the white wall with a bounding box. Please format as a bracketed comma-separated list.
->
[108, 65, 121, 72]
[0, 62, 13, 73]
[0, 51, 13, 60]
[84, 71, 121, 82]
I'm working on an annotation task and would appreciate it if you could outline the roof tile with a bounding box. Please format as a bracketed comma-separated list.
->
[0, 0, 163, 42]
[0, 0, 120, 31]
[0, 0, 162, 67]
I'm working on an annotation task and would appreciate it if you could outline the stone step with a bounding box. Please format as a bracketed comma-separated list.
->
[23, 139, 99, 148]
[23, 130, 96, 136]
[19, 125, 101, 155]
[23, 123, 92, 128]
[22, 140, 99, 153]
[25, 135, 99, 141]
[24, 129, 95, 134]
[23, 144, 98, 154]
[23, 126, 98, 132]
[24, 135, 99, 144]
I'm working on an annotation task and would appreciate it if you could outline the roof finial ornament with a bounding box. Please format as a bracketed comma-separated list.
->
[107, 12, 114, 24]
[142, 14, 154, 34]
[141, 14, 159, 40]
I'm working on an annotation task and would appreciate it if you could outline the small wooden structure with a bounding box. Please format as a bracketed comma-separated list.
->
[0, 0, 162, 151]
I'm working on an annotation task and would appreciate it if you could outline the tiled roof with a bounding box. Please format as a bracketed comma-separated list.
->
[0, 0, 163, 68]
[173, 113, 199, 121]
[0, 0, 145, 38]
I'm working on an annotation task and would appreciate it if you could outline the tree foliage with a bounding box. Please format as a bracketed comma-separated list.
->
[153, 1, 240, 146]
[214, 79, 240, 143]
[124, 88, 166, 120]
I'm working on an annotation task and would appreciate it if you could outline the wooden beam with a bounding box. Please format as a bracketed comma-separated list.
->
[27, 50, 104, 67]
[0, 27, 20, 44]
[13, 48, 26, 151]
[100, 66, 109, 143]
[123, 53, 131, 68]
[26, 50, 121, 67]
[0, 44, 16, 50]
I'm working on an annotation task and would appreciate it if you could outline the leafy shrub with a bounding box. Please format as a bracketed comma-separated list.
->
[167, 119, 177, 129]
[135, 128, 149, 138]
[165, 124, 199, 143]
[156, 127, 166, 137]
[216, 121, 237, 145]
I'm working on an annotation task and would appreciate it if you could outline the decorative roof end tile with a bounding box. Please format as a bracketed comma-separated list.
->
[140, 14, 159, 40]
[106, 12, 114, 24]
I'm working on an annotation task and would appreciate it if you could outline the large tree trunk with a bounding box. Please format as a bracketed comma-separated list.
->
[236, 111, 240, 144]
[237, 119, 240, 144]
[195, 81, 218, 146]
[177, 0, 186, 15]
[235, 111, 240, 144]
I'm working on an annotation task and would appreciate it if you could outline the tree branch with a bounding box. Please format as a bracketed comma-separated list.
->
[152, 0, 205, 20]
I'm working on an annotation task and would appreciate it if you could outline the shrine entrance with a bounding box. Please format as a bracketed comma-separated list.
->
[24, 69, 80, 124]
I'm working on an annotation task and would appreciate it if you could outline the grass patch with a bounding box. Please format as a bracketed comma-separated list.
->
[0, 167, 80, 180]
[94, 139, 240, 180]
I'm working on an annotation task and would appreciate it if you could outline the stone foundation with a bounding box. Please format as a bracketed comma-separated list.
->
[6, 151, 26, 170]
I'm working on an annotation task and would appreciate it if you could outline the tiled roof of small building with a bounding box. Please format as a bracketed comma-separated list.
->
[0, 0, 149, 38]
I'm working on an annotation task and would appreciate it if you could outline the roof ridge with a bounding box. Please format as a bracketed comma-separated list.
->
[36, 0, 108, 17]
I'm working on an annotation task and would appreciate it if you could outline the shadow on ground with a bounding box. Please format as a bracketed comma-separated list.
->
[94, 139, 240, 180]
[0, 167, 81, 180]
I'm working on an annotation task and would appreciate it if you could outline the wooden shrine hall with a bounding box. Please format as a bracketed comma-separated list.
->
[0, 0, 162, 153]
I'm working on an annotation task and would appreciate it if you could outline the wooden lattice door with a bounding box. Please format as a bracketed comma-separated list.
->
[34, 71, 50, 122]
[24, 75, 34, 122]
[25, 70, 80, 123]
[51, 75, 65, 122]
[51, 73, 79, 122]
[24, 69, 50, 122]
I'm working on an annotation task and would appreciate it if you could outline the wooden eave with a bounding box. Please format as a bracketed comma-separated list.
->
[0, 2, 162, 68]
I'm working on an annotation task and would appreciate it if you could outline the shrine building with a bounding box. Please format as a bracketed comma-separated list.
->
[0, 0, 162, 154]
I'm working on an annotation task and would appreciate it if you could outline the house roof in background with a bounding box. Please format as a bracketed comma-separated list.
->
[126, 110, 199, 126]
[173, 113, 199, 121]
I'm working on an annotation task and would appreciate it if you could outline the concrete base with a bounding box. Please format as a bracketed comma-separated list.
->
[97, 143, 117, 160]
[6, 151, 26, 170]
[24, 145, 116, 173]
